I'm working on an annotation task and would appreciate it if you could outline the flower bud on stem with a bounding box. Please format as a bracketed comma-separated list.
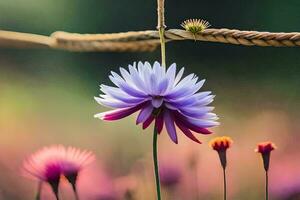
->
[209, 136, 233, 200]
[255, 141, 276, 200]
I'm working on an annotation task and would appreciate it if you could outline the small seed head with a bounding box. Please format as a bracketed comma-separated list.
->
[181, 19, 211, 34]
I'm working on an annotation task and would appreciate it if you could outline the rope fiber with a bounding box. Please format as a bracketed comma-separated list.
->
[0, 28, 300, 52]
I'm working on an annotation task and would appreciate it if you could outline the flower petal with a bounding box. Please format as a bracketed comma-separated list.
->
[100, 85, 146, 104]
[155, 112, 164, 134]
[165, 63, 176, 91]
[175, 119, 201, 143]
[94, 97, 133, 108]
[179, 107, 215, 118]
[165, 76, 199, 99]
[119, 67, 134, 86]
[174, 67, 184, 85]
[142, 62, 153, 93]
[174, 111, 213, 134]
[128, 64, 148, 92]
[157, 78, 169, 95]
[150, 73, 157, 95]
[136, 103, 153, 124]
[153, 61, 164, 81]
[166, 95, 199, 107]
[186, 118, 220, 127]
[94, 103, 145, 121]
[164, 110, 178, 143]
[109, 74, 147, 98]
[143, 115, 155, 129]
[171, 79, 205, 100]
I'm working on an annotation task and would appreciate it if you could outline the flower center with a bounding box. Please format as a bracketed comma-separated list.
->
[151, 95, 164, 108]
[45, 163, 61, 182]
[153, 95, 163, 99]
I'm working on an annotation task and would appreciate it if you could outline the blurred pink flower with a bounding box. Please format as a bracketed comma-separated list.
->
[114, 175, 138, 199]
[22, 146, 65, 198]
[159, 163, 182, 188]
[271, 154, 300, 200]
[60, 146, 95, 192]
[22, 145, 95, 199]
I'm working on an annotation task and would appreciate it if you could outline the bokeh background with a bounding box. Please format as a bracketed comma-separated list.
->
[0, 0, 300, 199]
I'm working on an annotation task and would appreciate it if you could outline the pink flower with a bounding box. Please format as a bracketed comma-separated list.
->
[159, 163, 182, 188]
[270, 154, 300, 199]
[22, 145, 95, 199]
[60, 147, 95, 191]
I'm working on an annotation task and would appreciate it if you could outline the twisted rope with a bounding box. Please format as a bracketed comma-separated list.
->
[0, 28, 300, 52]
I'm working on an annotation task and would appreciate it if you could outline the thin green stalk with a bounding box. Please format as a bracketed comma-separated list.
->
[153, 127, 161, 200]
[154, 0, 165, 199]
[223, 168, 227, 200]
[35, 181, 42, 200]
[265, 171, 268, 200]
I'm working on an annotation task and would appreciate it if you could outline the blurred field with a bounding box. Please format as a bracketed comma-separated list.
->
[1, 0, 300, 199]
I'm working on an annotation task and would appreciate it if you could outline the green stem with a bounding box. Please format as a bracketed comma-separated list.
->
[35, 181, 42, 200]
[265, 171, 268, 200]
[223, 168, 227, 200]
[153, 127, 161, 200]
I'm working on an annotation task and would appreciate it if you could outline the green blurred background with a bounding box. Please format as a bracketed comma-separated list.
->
[0, 0, 300, 199]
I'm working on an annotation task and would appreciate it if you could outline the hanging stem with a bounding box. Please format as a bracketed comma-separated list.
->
[157, 0, 166, 67]
[152, 2, 165, 199]
[35, 181, 42, 200]
[54, 193, 60, 200]
[153, 127, 161, 200]
[265, 171, 268, 200]
[154, 0, 165, 196]
[72, 184, 80, 200]
[223, 168, 227, 200]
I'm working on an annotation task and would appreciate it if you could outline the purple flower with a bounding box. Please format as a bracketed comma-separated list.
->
[94, 62, 219, 143]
